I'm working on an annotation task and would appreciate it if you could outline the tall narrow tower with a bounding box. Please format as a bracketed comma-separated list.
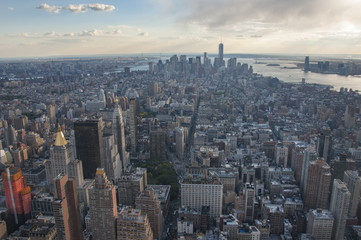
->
[129, 98, 138, 153]
[218, 42, 224, 67]
[343, 170, 361, 217]
[330, 179, 350, 240]
[2, 167, 31, 225]
[89, 169, 118, 240]
[53, 174, 82, 240]
[45, 125, 84, 187]
[304, 158, 331, 210]
[74, 118, 104, 179]
[113, 99, 127, 170]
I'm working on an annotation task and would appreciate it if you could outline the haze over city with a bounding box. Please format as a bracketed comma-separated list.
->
[2, 0, 361, 58]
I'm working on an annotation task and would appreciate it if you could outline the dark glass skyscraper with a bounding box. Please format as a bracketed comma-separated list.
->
[218, 43, 224, 67]
[74, 118, 104, 179]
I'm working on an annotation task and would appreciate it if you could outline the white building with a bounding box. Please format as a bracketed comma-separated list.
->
[181, 176, 223, 218]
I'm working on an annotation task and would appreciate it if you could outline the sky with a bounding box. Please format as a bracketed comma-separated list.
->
[1, 0, 361, 58]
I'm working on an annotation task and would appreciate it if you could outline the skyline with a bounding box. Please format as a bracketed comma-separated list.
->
[1, 0, 361, 58]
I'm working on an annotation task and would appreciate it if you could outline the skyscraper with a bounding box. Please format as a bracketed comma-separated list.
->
[112, 99, 128, 170]
[304, 158, 331, 210]
[135, 188, 163, 239]
[304, 56, 310, 72]
[129, 98, 138, 153]
[2, 168, 31, 225]
[330, 179, 350, 240]
[218, 42, 224, 67]
[45, 125, 84, 187]
[175, 127, 185, 160]
[53, 174, 82, 240]
[244, 183, 255, 222]
[103, 133, 122, 182]
[74, 118, 104, 179]
[181, 175, 223, 218]
[149, 129, 166, 160]
[89, 168, 117, 240]
[343, 170, 361, 217]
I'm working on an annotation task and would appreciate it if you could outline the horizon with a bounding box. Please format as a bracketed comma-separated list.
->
[1, 0, 361, 58]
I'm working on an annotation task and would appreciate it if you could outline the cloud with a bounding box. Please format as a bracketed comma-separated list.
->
[138, 32, 149, 37]
[36, 3, 115, 14]
[167, 0, 361, 34]
[8, 7, 14, 11]
[36, 3, 61, 14]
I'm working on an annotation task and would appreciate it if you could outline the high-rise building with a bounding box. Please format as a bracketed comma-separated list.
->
[343, 170, 361, 217]
[317, 128, 332, 162]
[304, 158, 331, 210]
[175, 127, 185, 160]
[304, 56, 310, 72]
[135, 188, 162, 239]
[307, 209, 334, 240]
[149, 129, 166, 160]
[74, 118, 104, 179]
[218, 42, 224, 67]
[332, 153, 355, 181]
[181, 175, 223, 218]
[129, 98, 138, 153]
[102, 133, 122, 182]
[2, 168, 31, 225]
[117, 167, 147, 206]
[244, 183, 255, 222]
[274, 143, 288, 167]
[45, 125, 84, 187]
[301, 147, 317, 196]
[117, 206, 153, 240]
[344, 105, 356, 129]
[113, 100, 128, 170]
[330, 179, 350, 240]
[89, 168, 117, 240]
[52, 174, 82, 240]
[47, 104, 56, 125]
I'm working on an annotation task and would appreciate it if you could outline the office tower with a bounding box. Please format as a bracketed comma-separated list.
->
[330, 179, 350, 240]
[317, 128, 332, 162]
[74, 118, 104, 179]
[135, 189, 162, 239]
[4, 125, 17, 147]
[343, 170, 361, 217]
[129, 98, 138, 153]
[2, 168, 31, 225]
[244, 183, 255, 222]
[274, 143, 288, 167]
[148, 62, 154, 73]
[14, 115, 28, 130]
[218, 42, 224, 67]
[175, 127, 185, 160]
[89, 169, 117, 240]
[117, 167, 147, 206]
[301, 147, 317, 196]
[304, 56, 310, 72]
[149, 129, 166, 160]
[204, 52, 208, 65]
[99, 88, 106, 108]
[117, 206, 153, 240]
[344, 105, 356, 128]
[45, 125, 84, 187]
[103, 133, 122, 182]
[307, 209, 334, 240]
[181, 175, 223, 218]
[304, 158, 331, 210]
[112, 100, 128, 170]
[332, 153, 356, 182]
[47, 104, 56, 125]
[52, 174, 82, 240]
